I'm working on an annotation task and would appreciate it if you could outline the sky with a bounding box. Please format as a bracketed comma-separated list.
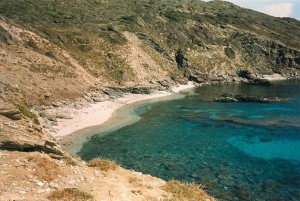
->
[222, 0, 300, 20]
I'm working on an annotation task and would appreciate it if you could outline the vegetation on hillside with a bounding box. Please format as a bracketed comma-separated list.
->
[1, 0, 300, 83]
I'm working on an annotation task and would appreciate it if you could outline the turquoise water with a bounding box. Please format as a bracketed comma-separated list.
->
[78, 80, 300, 201]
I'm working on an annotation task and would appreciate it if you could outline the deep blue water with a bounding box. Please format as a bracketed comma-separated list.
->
[78, 80, 300, 201]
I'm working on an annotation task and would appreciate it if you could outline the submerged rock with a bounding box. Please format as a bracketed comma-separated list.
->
[234, 95, 288, 103]
[214, 94, 290, 103]
[214, 97, 238, 102]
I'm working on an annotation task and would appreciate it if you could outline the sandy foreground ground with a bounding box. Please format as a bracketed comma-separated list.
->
[42, 82, 196, 140]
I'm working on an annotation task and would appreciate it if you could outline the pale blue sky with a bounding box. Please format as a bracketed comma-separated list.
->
[224, 0, 300, 20]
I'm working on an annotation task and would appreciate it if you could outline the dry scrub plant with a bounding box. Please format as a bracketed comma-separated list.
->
[87, 158, 118, 172]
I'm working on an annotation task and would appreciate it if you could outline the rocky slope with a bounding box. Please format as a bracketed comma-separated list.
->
[0, 99, 216, 201]
[1, 0, 300, 105]
[0, 0, 300, 200]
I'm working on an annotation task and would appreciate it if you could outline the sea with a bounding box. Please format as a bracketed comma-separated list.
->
[77, 80, 300, 201]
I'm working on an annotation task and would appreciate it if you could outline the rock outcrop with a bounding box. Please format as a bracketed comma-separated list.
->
[0, 100, 22, 120]
[214, 94, 290, 103]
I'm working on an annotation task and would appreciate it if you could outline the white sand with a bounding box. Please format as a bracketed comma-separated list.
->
[260, 74, 286, 81]
[48, 82, 195, 139]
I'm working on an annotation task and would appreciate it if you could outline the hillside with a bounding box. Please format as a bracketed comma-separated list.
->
[0, 0, 300, 200]
[1, 0, 300, 105]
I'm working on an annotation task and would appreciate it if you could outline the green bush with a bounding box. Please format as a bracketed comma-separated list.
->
[48, 188, 93, 200]
[16, 104, 39, 124]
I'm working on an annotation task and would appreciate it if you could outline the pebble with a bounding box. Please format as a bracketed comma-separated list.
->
[36, 181, 44, 187]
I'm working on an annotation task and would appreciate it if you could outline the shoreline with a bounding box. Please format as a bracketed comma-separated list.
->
[36, 74, 291, 153]
[36, 82, 196, 151]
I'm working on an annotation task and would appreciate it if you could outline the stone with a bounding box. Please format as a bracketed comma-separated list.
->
[102, 88, 123, 98]
[0, 100, 22, 120]
[234, 95, 288, 103]
[92, 97, 103, 102]
[157, 80, 171, 88]
[0, 26, 19, 45]
[188, 74, 205, 83]
[52, 102, 62, 107]
[128, 87, 152, 94]
[43, 124, 52, 129]
[56, 113, 73, 119]
[75, 104, 84, 110]
[214, 94, 289, 103]
[36, 181, 44, 187]
[51, 122, 58, 126]
[47, 115, 57, 122]
[39, 111, 57, 121]
[214, 97, 238, 102]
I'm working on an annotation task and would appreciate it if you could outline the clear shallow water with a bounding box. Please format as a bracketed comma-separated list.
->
[78, 80, 300, 201]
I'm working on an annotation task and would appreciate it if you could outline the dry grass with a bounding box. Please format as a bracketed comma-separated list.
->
[131, 189, 142, 195]
[162, 180, 216, 201]
[87, 158, 118, 172]
[48, 188, 93, 201]
[128, 176, 143, 187]
[27, 156, 60, 181]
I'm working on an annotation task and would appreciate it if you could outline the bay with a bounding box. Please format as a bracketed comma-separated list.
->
[78, 80, 300, 201]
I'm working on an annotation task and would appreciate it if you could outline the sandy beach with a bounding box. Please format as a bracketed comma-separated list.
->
[39, 82, 196, 141]
[259, 73, 286, 81]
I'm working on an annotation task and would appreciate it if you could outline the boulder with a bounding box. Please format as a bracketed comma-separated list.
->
[234, 95, 283, 103]
[0, 26, 18, 45]
[214, 97, 238, 102]
[187, 70, 208, 83]
[129, 87, 152, 94]
[52, 102, 62, 107]
[75, 104, 84, 110]
[39, 111, 57, 122]
[0, 140, 63, 156]
[0, 100, 22, 120]
[237, 70, 253, 79]
[158, 80, 171, 88]
[102, 88, 123, 98]
[188, 74, 205, 83]
[238, 70, 270, 85]
[92, 97, 103, 102]
[56, 113, 73, 119]
[214, 94, 290, 103]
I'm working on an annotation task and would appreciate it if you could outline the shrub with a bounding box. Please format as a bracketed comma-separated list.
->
[162, 180, 216, 201]
[16, 104, 40, 124]
[88, 158, 118, 172]
[224, 47, 236, 59]
[48, 188, 93, 201]
[27, 156, 60, 181]
[45, 51, 56, 59]
[25, 40, 38, 50]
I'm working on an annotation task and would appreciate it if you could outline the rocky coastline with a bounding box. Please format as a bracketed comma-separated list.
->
[32, 70, 297, 138]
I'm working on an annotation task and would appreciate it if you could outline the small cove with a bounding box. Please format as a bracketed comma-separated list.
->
[69, 80, 300, 201]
